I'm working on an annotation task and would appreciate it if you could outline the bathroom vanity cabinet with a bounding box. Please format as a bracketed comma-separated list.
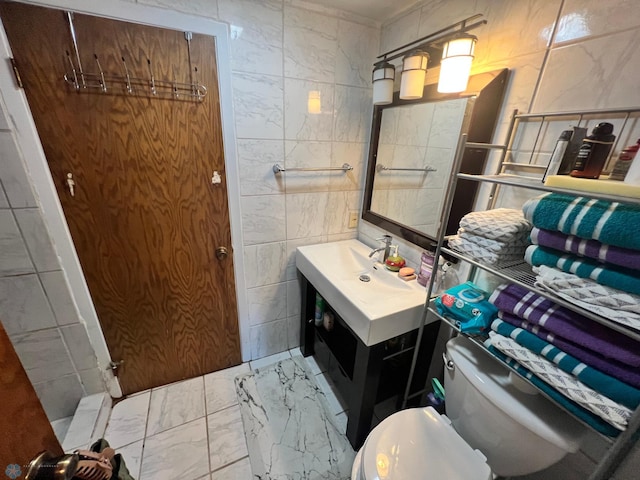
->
[299, 273, 440, 449]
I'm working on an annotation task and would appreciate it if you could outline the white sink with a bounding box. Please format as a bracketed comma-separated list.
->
[296, 239, 433, 346]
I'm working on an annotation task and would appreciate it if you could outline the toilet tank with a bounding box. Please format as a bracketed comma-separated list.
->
[443, 336, 585, 477]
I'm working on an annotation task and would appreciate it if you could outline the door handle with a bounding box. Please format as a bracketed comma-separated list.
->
[66, 172, 75, 197]
[215, 246, 229, 260]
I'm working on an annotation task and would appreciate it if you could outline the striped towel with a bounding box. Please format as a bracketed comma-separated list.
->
[499, 312, 640, 389]
[534, 265, 640, 331]
[489, 283, 640, 367]
[530, 227, 640, 271]
[525, 245, 640, 296]
[491, 319, 640, 409]
[522, 193, 640, 250]
[489, 332, 630, 431]
[485, 338, 620, 437]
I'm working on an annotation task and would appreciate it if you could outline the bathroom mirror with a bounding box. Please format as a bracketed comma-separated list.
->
[362, 69, 509, 249]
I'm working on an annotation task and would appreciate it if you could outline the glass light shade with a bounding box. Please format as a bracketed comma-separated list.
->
[307, 90, 321, 114]
[437, 35, 476, 93]
[372, 62, 395, 105]
[400, 51, 428, 100]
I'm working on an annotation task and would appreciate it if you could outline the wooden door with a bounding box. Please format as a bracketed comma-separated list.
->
[0, 321, 62, 470]
[1, 3, 241, 394]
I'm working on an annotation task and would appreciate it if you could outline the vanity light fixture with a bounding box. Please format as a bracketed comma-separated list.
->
[307, 90, 321, 114]
[399, 50, 429, 100]
[372, 61, 395, 105]
[371, 14, 487, 105]
[437, 34, 477, 93]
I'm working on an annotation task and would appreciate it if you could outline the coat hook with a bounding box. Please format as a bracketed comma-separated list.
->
[147, 59, 157, 95]
[65, 50, 79, 90]
[94, 54, 106, 92]
[121, 56, 133, 94]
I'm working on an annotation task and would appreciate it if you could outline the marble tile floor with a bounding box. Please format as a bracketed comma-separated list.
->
[97, 349, 352, 480]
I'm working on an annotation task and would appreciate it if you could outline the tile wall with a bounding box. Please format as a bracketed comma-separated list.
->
[0, 109, 104, 421]
[361, 0, 640, 477]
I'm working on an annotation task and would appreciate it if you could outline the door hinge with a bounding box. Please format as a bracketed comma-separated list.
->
[9, 58, 23, 88]
[109, 359, 124, 376]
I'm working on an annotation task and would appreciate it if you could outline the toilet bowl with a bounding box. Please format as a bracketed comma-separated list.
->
[352, 335, 586, 479]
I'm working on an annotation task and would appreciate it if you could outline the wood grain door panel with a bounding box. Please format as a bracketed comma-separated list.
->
[1, 3, 241, 393]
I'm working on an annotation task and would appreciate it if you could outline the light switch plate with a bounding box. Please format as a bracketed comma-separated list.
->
[348, 211, 358, 229]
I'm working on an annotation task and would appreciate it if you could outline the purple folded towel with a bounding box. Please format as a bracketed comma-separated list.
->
[489, 283, 640, 367]
[531, 227, 640, 271]
[499, 312, 640, 389]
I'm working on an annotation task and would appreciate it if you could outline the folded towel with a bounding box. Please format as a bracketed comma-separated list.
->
[491, 319, 640, 409]
[522, 193, 640, 250]
[531, 227, 640, 271]
[525, 245, 640, 296]
[459, 208, 532, 242]
[457, 229, 530, 252]
[485, 339, 620, 437]
[489, 332, 630, 431]
[534, 265, 640, 331]
[500, 312, 640, 389]
[489, 283, 640, 366]
[448, 235, 525, 265]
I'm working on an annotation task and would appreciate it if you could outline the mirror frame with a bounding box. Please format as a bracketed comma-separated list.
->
[362, 68, 509, 250]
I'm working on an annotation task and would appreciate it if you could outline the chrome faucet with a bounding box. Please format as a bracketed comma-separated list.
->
[369, 235, 392, 262]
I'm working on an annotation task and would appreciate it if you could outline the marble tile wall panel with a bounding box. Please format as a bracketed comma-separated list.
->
[284, 6, 338, 82]
[335, 20, 379, 88]
[247, 282, 287, 326]
[39, 270, 81, 326]
[13, 208, 59, 272]
[232, 72, 284, 140]
[12, 328, 76, 384]
[218, 0, 283, 76]
[137, 0, 219, 18]
[243, 241, 287, 288]
[554, 0, 640, 45]
[240, 195, 286, 246]
[0, 209, 34, 275]
[250, 318, 289, 359]
[0, 131, 37, 208]
[34, 374, 84, 421]
[236, 139, 285, 196]
[284, 79, 335, 141]
[60, 323, 98, 371]
[0, 274, 57, 336]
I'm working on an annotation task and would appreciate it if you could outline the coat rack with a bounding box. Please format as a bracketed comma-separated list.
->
[63, 12, 207, 101]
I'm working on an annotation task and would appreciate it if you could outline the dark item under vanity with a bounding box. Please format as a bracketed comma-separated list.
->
[299, 273, 440, 450]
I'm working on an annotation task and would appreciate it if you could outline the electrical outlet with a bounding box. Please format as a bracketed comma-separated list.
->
[348, 211, 358, 229]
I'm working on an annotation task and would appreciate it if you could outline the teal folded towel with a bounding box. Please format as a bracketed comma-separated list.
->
[522, 192, 640, 251]
[525, 245, 640, 296]
[491, 319, 640, 410]
[484, 339, 620, 437]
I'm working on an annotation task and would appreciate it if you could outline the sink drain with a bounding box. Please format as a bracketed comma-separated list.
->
[359, 274, 371, 282]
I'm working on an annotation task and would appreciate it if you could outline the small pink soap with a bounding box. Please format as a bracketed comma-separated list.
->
[399, 267, 415, 277]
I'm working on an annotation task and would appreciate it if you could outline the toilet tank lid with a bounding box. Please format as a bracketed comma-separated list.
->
[446, 335, 584, 452]
[362, 407, 492, 480]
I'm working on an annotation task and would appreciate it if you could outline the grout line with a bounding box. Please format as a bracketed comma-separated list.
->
[528, 0, 566, 112]
[135, 389, 152, 480]
[210, 455, 250, 475]
[203, 375, 213, 476]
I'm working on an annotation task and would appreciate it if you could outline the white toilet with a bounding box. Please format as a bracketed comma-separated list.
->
[352, 335, 586, 479]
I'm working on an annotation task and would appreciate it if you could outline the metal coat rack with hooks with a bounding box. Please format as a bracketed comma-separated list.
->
[63, 11, 207, 101]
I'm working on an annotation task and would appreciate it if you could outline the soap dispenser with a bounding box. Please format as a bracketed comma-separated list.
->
[385, 245, 406, 271]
